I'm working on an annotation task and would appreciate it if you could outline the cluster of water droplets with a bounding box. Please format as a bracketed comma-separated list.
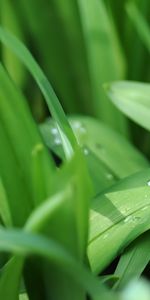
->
[51, 127, 62, 146]
[73, 121, 86, 135]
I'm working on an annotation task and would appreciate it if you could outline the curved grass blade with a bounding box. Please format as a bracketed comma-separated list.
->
[88, 168, 150, 274]
[17, 0, 91, 114]
[0, 227, 112, 300]
[76, 0, 127, 135]
[106, 81, 150, 131]
[26, 151, 92, 300]
[83, 147, 117, 195]
[1, 0, 26, 85]
[40, 116, 149, 178]
[31, 143, 54, 206]
[0, 183, 78, 300]
[126, 2, 150, 52]
[0, 179, 12, 227]
[114, 231, 150, 290]
[0, 64, 55, 225]
[0, 26, 77, 159]
[0, 257, 23, 300]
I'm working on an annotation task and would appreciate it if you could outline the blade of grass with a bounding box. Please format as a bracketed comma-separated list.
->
[0, 27, 77, 159]
[83, 147, 117, 195]
[0, 227, 113, 300]
[31, 143, 54, 206]
[15, 0, 85, 113]
[0, 257, 23, 300]
[126, 2, 150, 53]
[77, 0, 128, 135]
[114, 231, 150, 290]
[105, 81, 150, 131]
[0, 156, 91, 300]
[88, 168, 150, 273]
[40, 116, 149, 178]
[0, 64, 55, 225]
[0, 179, 12, 227]
[25, 152, 92, 300]
[0, 0, 26, 85]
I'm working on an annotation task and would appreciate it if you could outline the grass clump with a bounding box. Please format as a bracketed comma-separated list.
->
[0, 1, 150, 299]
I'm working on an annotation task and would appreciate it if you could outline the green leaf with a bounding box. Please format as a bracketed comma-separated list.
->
[40, 116, 148, 178]
[0, 152, 92, 300]
[126, 2, 150, 52]
[0, 227, 112, 300]
[0, 26, 77, 159]
[0, 257, 23, 300]
[114, 231, 150, 289]
[31, 143, 54, 207]
[83, 147, 117, 194]
[88, 168, 150, 274]
[0, 0, 26, 85]
[0, 178, 12, 227]
[106, 81, 150, 131]
[77, 0, 127, 135]
[15, 0, 88, 114]
[25, 151, 92, 300]
[0, 64, 54, 226]
[19, 294, 29, 300]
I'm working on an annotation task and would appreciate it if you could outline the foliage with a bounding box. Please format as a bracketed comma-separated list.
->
[0, 0, 150, 299]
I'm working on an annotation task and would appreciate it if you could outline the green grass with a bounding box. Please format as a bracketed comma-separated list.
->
[0, 1, 150, 299]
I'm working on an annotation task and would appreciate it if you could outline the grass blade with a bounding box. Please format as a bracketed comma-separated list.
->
[126, 2, 150, 52]
[1, 0, 26, 85]
[0, 227, 112, 300]
[0, 64, 55, 225]
[0, 257, 23, 300]
[40, 116, 149, 178]
[106, 81, 150, 131]
[77, 0, 127, 135]
[0, 179, 12, 227]
[88, 168, 150, 273]
[0, 27, 77, 159]
[114, 231, 150, 289]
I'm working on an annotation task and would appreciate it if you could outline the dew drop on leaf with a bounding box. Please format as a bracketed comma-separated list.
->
[51, 127, 58, 135]
[83, 148, 89, 155]
[147, 180, 150, 186]
[54, 137, 62, 145]
[124, 216, 133, 223]
[106, 173, 114, 181]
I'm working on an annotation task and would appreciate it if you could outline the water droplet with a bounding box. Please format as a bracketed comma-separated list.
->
[106, 173, 114, 181]
[124, 216, 132, 223]
[124, 215, 141, 224]
[73, 122, 86, 134]
[51, 127, 58, 135]
[141, 205, 149, 211]
[73, 121, 82, 129]
[147, 180, 150, 186]
[83, 148, 89, 155]
[79, 126, 86, 134]
[54, 137, 62, 145]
